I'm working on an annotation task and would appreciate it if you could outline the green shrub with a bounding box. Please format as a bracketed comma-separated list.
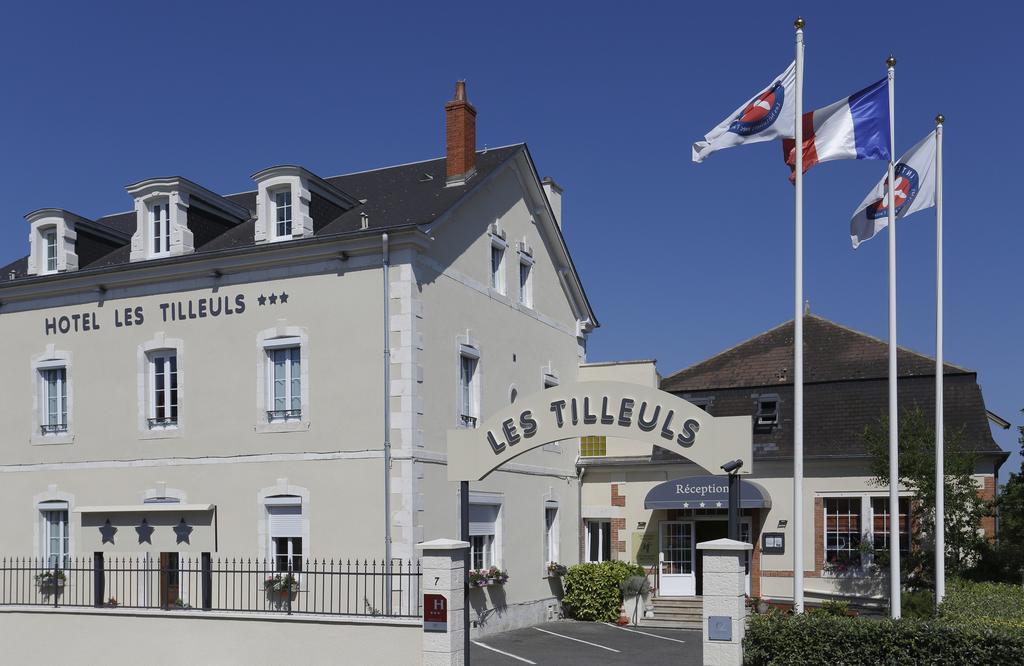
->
[561, 561, 645, 622]
[817, 599, 849, 617]
[901, 588, 935, 619]
[941, 579, 1024, 630]
[744, 611, 1024, 665]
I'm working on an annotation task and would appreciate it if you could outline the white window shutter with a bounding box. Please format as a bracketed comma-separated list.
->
[468, 504, 498, 537]
[268, 505, 303, 538]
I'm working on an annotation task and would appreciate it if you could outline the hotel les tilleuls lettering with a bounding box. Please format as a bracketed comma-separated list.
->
[42, 294, 255, 336]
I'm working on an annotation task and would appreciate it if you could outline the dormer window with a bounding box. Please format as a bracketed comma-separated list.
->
[150, 200, 171, 257]
[43, 228, 58, 273]
[24, 209, 84, 277]
[126, 177, 249, 264]
[274, 189, 293, 239]
[754, 396, 779, 433]
[251, 166, 358, 245]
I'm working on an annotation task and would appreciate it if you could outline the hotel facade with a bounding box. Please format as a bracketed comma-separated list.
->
[0, 80, 1010, 652]
[0, 82, 594, 635]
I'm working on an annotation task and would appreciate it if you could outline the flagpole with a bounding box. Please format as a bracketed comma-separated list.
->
[886, 54, 901, 620]
[934, 113, 945, 608]
[792, 16, 805, 615]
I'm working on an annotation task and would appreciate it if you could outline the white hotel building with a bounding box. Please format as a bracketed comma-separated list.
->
[0, 81, 594, 634]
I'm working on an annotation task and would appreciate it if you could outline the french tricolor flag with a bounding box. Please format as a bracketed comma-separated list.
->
[782, 78, 891, 179]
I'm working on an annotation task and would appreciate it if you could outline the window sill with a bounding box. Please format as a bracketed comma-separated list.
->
[31, 432, 74, 446]
[256, 420, 310, 434]
[139, 426, 184, 441]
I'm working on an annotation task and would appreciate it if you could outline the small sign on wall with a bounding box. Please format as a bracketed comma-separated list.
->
[424, 593, 448, 632]
[762, 532, 785, 555]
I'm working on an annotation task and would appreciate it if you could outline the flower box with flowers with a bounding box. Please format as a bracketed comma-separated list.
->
[469, 567, 509, 587]
[263, 573, 300, 596]
[546, 562, 568, 577]
[35, 571, 66, 590]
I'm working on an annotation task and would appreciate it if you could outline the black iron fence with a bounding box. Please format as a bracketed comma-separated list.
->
[0, 556, 420, 618]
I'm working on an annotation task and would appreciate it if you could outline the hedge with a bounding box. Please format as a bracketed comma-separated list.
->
[744, 611, 1024, 665]
[561, 561, 645, 622]
[941, 579, 1024, 630]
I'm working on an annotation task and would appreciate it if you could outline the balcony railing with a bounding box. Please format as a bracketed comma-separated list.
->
[0, 556, 420, 618]
[39, 423, 68, 435]
[147, 417, 178, 429]
[460, 414, 477, 428]
[267, 409, 302, 422]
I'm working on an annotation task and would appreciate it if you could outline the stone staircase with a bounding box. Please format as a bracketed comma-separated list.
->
[638, 596, 703, 630]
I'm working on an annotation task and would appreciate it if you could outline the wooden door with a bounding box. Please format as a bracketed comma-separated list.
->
[159, 552, 179, 608]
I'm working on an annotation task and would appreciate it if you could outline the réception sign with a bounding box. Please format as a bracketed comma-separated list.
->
[447, 381, 752, 482]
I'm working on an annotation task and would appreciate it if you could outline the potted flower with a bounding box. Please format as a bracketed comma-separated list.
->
[469, 566, 509, 587]
[107, 596, 118, 608]
[546, 562, 568, 577]
[34, 570, 66, 591]
[263, 572, 300, 597]
[745, 594, 770, 614]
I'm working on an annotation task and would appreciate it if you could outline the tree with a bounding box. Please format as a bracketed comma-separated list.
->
[862, 406, 990, 589]
[987, 410, 1024, 582]
[996, 412, 1024, 546]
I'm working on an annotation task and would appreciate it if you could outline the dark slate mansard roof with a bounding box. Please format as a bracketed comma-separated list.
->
[654, 314, 1004, 463]
[1, 145, 527, 279]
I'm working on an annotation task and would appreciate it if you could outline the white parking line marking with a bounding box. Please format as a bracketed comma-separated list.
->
[472, 640, 538, 664]
[605, 623, 689, 644]
[532, 626, 622, 653]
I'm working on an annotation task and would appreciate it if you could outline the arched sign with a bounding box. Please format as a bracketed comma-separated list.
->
[447, 381, 753, 481]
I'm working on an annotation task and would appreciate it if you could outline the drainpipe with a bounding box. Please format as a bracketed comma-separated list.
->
[382, 233, 393, 614]
[577, 461, 585, 563]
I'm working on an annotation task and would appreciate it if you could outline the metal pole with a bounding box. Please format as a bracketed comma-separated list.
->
[460, 480, 471, 664]
[886, 54, 902, 619]
[382, 233, 393, 615]
[728, 473, 739, 541]
[792, 16, 806, 615]
[934, 114, 945, 608]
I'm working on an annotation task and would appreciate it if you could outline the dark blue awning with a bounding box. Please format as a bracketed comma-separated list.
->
[644, 475, 772, 510]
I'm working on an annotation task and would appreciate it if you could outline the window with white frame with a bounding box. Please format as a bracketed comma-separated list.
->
[518, 255, 533, 307]
[43, 228, 58, 273]
[489, 239, 506, 294]
[273, 189, 293, 239]
[266, 340, 301, 422]
[544, 504, 559, 565]
[585, 519, 611, 562]
[871, 497, 911, 555]
[148, 351, 178, 429]
[149, 200, 171, 257]
[469, 503, 499, 570]
[43, 508, 69, 569]
[754, 396, 779, 433]
[39, 365, 68, 435]
[458, 347, 479, 428]
[267, 496, 303, 573]
[824, 497, 862, 567]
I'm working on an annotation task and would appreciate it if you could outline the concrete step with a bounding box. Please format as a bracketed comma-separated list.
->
[638, 617, 703, 630]
[652, 598, 703, 607]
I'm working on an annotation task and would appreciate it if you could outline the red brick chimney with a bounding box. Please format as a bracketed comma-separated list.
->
[445, 80, 477, 184]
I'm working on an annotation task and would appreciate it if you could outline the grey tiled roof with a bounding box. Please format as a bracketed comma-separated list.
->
[1, 145, 524, 281]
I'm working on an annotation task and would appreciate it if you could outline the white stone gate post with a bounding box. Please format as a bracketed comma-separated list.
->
[697, 538, 753, 666]
[417, 539, 470, 666]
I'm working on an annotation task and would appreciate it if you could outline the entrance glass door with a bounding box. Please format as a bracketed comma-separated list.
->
[659, 521, 695, 596]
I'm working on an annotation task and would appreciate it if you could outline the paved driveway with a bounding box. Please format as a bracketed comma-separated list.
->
[470, 621, 701, 665]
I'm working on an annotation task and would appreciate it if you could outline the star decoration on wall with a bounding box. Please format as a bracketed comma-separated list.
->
[715, 501, 723, 508]
[279, 292, 289, 303]
[100, 519, 117, 545]
[698, 501, 706, 508]
[268, 293, 278, 305]
[257, 294, 267, 306]
[682, 502, 690, 509]
[174, 518, 193, 545]
[136, 518, 154, 545]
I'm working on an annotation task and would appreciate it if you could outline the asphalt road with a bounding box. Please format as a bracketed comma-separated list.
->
[470, 621, 702, 665]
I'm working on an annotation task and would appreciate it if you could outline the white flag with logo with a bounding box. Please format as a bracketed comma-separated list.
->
[851, 130, 937, 248]
[692, 61, 797, 163]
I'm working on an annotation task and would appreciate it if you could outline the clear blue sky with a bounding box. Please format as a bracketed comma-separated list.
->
[1, 2, 1019, 479]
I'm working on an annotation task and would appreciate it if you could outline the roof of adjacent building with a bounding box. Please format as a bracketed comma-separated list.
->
[646, 314, 1005, 463]
[661, 314, 972, 392]
[1, 145, 525, 281]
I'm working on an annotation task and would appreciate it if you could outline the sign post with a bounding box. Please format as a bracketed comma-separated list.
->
[417, 539, 470, 665]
